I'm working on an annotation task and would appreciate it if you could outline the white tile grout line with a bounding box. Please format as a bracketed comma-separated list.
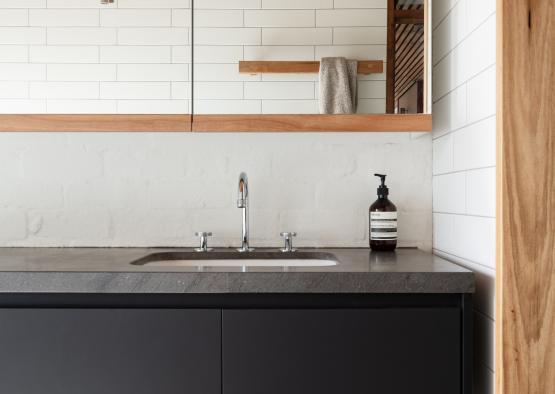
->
[432, 211, 495, 220]
[433, 248, 495, 274]
[475, 308, 495, 322]
[432, 113, 496, 140]
[431, 0, 464, 31]
[432, 62, 497, 105]
[432, 165, 496, 178]
[432, 11, 496, 68]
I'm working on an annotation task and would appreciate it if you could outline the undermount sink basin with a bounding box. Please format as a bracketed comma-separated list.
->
[131, 251, 338, 268]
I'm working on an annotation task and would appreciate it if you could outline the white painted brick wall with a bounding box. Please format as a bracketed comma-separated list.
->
[0, 1, 191, 114]
[194, 0, 387, 114]
[432, 1, 496, 393]
[0, 132, 431, 249]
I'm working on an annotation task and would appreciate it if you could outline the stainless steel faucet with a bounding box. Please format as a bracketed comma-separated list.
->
[237, 172, 254, 252]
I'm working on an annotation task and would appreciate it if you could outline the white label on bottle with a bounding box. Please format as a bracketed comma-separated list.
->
[370, 211, 398, 240]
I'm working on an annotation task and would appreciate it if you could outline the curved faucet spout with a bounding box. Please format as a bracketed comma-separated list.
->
[237, 172, 248, 208]
[237, 172, 253, 252]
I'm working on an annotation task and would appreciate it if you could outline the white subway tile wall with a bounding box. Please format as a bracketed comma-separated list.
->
[193, 0, 387, 114]
[0, 0, 191, 114]
[432, 0, 496, 393]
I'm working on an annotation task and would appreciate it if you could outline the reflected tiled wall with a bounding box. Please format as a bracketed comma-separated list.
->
[0, 0, 390, 115]
[0, 0, 191, 114]
[432, 0, 496, 393]
[193, 0, 387, 114]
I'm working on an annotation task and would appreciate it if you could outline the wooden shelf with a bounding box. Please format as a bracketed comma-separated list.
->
[239, 61, 384, 75]
[0, 113, 431, 133]
[192, 114, 431, 132]
[0, 115, 191, 132]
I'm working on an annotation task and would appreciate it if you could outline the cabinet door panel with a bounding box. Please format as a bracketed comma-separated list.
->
[223, 308, 460, 394]
[0, 309, 220, 394]
[0, 2, 191, 115]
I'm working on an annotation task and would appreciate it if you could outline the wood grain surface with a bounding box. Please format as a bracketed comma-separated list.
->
[0, 114, 432, 133]
[0, 115, 191, 132]
[496, 1, 555, 393]
[238, 61, 383, 75]
[192, 114, 432, 132]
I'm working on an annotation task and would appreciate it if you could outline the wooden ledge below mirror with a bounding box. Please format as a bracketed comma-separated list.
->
[0, 114, 431, 133]
[0, 115, 192, 132]
[192, 114, 432, 132]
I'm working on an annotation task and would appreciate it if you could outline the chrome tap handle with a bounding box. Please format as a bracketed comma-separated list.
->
[280, 232, 297, 252]
[194, 232, 213, 252]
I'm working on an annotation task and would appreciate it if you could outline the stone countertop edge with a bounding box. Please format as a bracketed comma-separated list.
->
[0, 248, 475, 294]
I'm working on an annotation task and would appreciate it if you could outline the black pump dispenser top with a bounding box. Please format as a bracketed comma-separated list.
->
[374, 173, 389, 198]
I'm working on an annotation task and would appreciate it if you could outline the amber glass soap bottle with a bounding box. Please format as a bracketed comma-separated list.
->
[369, 174, 397, 251]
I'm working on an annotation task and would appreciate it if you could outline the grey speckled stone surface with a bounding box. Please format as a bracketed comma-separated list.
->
[0, 248, 474, 294]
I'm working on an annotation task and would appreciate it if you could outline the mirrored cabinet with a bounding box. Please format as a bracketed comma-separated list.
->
[193, 1, 388, 115]
[0, 0, 191, 131]
[0, 0, 430, 132]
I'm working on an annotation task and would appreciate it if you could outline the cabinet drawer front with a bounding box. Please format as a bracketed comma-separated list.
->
[0, 309, 221, 394]
[223, 308, 460, 394]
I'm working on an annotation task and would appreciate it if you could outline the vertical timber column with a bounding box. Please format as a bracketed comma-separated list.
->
[496, 1, 555, 394]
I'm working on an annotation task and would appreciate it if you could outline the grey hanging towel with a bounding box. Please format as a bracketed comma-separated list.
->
[319, 57, 358, 114]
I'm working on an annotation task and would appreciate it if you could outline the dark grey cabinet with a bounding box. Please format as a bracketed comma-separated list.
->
[0, 309, 221, 394]
[0, 294, 471, 394]
[222, 308, 461, 394]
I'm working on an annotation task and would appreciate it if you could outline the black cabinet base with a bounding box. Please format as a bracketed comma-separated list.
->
[0, 293, 472, 394]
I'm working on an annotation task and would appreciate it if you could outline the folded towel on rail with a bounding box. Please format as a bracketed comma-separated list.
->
[319, 57, 358, 114]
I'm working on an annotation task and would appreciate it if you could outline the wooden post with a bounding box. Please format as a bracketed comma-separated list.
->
[496, 1, 555, 393]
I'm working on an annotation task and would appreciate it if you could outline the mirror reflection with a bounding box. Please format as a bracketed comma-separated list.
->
[193, 0, 430, 115]
[0, 0, 429, 117]
[389, 0, 428, 114]
[0, 1, 191, 115]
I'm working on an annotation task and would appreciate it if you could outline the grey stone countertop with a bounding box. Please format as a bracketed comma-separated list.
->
[0, 247, 474, 294]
